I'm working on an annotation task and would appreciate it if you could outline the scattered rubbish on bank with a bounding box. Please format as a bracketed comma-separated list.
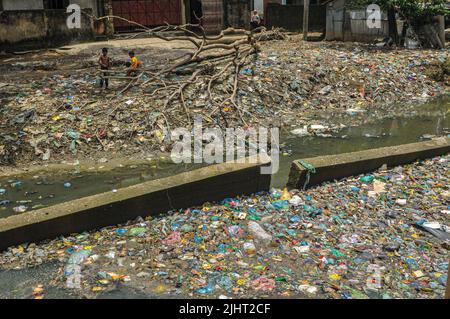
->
[0, 155, 448, 299]
[1, 37, 448, 167]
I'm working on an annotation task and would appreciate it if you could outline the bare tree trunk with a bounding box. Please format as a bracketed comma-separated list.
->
[388, 6, 399, 46]
[437, 15, 446, 48]
[419, 23, 444, 49]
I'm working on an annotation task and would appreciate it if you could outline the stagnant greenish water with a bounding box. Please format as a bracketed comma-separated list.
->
[0, 97, 449, 219]
[274, 96, 450, 187]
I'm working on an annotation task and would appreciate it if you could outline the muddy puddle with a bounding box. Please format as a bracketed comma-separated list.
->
[0, 97, 448, 219]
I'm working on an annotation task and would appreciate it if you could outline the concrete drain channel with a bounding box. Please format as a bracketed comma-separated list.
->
[0, 138, 449, 251]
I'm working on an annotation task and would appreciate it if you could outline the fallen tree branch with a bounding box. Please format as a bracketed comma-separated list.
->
[85, 13, 281, 132]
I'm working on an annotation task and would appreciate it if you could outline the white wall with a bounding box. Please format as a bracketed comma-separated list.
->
[2, 0, 44, 10]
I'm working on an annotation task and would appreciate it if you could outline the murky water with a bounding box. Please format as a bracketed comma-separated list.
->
[0, 162, 204, 218]
[0, 97, 448, 219]
[274, 96, 450, 187]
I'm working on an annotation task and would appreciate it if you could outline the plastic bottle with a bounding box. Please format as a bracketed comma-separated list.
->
[248, 221, 272, 242]
[243, 242, 257, 255]
[67, 249, 91, 265]
[64, 249, 91, 276]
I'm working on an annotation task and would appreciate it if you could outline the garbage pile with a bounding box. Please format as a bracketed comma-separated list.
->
[0, 36, 448, 167]
[0, 155, 448, 299]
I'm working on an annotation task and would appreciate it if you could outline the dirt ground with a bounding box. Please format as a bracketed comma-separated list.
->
[0, 34, 448, 173]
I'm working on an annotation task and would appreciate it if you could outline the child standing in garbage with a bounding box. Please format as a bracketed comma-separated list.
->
[126, 51, 142, 76]
[98, 48, 111, 90]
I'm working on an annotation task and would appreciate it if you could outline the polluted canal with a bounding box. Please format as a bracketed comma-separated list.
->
[0, 98, 450, 218]
[0, 97, 449, 218]
[0, 97, 448, 299]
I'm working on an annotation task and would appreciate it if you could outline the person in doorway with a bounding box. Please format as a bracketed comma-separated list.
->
[98, 47, 111, 89]
[250, 10, 261, 30]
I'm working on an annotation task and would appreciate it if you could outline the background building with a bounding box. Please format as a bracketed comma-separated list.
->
[0, 0, 255, 51]
[0, 0, 98, 52]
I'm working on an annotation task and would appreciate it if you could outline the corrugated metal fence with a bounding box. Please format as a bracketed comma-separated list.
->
[111, 0, 181, 31]
[326, 8, 389, 42]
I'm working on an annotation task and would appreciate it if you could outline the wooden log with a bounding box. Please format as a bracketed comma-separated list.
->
[303, 0, 310, 41]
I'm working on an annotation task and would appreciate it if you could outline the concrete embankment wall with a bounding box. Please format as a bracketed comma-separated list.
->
[288, 137, 450, 190]
[0, 157, 271, 251]
[0, 9, 94, 52]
